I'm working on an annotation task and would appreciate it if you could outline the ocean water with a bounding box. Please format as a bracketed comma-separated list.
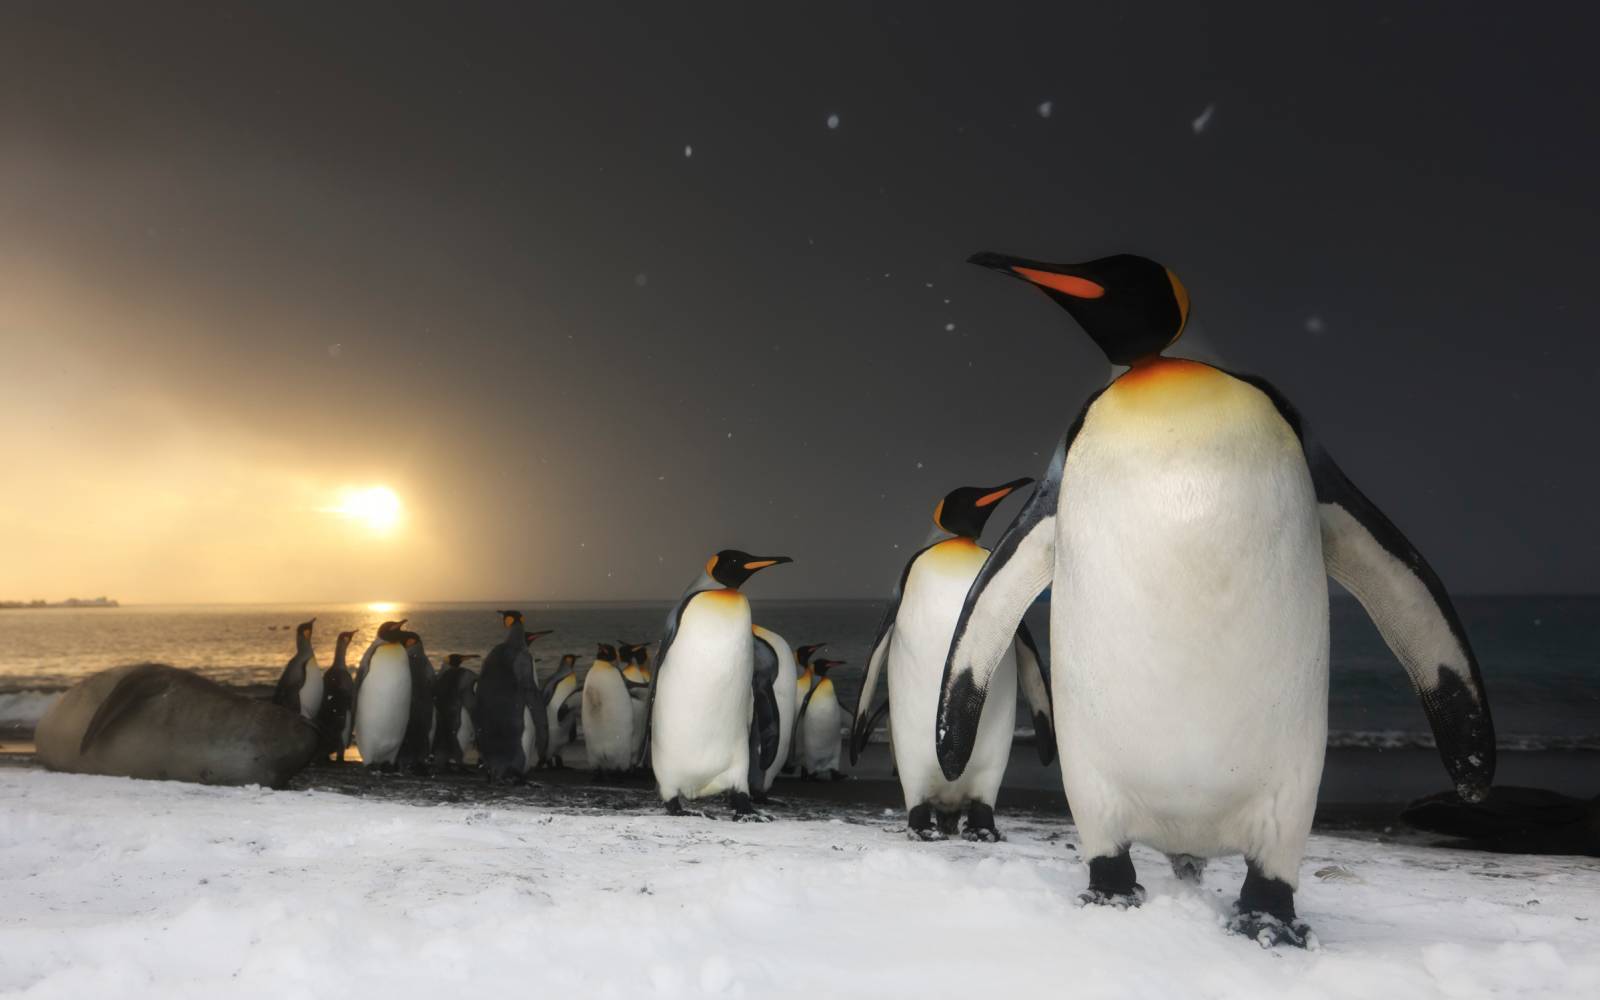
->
[1, 596, 1595, 749]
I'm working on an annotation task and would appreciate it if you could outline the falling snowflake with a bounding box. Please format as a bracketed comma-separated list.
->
[634, 273, 648, 287]
[826, 113, 841, 130]
[944, 322, 955, 332]
[327, 343, 342, 358]
[1037, 100, 1054, 119]
[684, 144, 693, 158]
[1192, 103, 1215, 134]
[1305, 315, 1326, 334]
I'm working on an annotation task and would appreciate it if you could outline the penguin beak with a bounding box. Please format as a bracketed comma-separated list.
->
[968, 251, 1105, 300]
[975, 477, 1035, 508]
[743, 556, 793, 572]
[525, 629, 554, 643]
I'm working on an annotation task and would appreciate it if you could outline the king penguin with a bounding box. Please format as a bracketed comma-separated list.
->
[580, 643, 634, 774]
[852, 480, 1055, 841]
[432, 653, 480, 768]
[751, 625, 799, 799]
[644, 549, 791, 818]
[352, 620, 412, 770]
[271, 618, 322, 721]
[938, 250, 1497, 947]
[619, 642, 654, 766]
[797, 659, 847, 780]
[395, 628, 437, 773]
[785, 642, 826, 774]
[474, 611, 550, 782]
[316, 628, 359, 761]
[539, 654, 582, 767]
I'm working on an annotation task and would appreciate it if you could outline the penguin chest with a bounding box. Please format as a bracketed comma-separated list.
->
[356, 646, 413, 764]
[582, 665, 633, 768]
[892, 544, 1019, 800]
[1055, 367, 1330, 809]
[297, 657, 323, 720]
[801, 682, 841, 770]
[654, 592, 754, 790]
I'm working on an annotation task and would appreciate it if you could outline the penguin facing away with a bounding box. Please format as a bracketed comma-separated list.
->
[644, 549, 792, 819]
[316, 629, 359, 761]
[851, 479, 1054, 841]
[474, 611, 550, 783]
[938, 251, 1497, 947]
[352, 620, 412, 769]
[797, 659, 846, 780]
[784, 642, 826, 774]
[539, 653, 582, 768]
[271, 618, 322, 721]
[581, 643, 634, 774]
[432, 653, 480, 767]
[751, 625, 799, 798]
[396, 629, 437, 773]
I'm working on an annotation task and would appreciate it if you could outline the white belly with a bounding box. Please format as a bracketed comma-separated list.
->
[652, 591, 753, 800]
[582, 664, 633, 771]
[354, 646, 412, 766]
[1054, 367, 1329, 864]
[546, 678, 576, 759]
[801, 685, 841, 772]
[455, 708, 474, 757]
[889, 543, 1018, 809]
[297, 656, 323, 720]
[520, 708, 536, 772]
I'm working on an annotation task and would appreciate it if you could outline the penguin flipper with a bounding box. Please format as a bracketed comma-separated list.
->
[850, 544, 931, 764]
[634, 594, 691, 769]
[1237, 373, 1497, 802]
[752, 676, 781, 771]
[1013, 620, 1055, 765]
[937, 423, 1076, 782]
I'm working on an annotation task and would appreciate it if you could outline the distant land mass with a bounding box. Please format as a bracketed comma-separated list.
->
[0, 597, 119, 609]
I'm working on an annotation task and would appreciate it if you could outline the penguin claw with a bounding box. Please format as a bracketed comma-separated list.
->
[732, 810, 774, 823]
[1228, 911, 1317, 950]
[908, 827, 947, 842]
[1075, 885, 1146, 909]
[962, 827, 1004, 843]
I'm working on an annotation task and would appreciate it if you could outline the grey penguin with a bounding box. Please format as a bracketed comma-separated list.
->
[316, 628, 359, 761]
[474, 611, 551, 782]
[643, 549, 791, 819]
[36, 664, 318, 787]
[432, 653, 480, 768]
[937, 250, 1497, 947]
[851, 479, 1055, 841]
[271, 618, 322, 721]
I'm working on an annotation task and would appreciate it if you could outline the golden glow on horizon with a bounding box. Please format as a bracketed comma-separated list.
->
[327, 486, 403, 533]
[366, 601, 400, 613]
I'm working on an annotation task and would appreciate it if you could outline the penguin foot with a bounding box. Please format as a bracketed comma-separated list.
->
[1076, 885, 1146, 908]
[1227, 911, 1318, 950]
[732, 809, 775, 823]
[728, 791, 771, 822]
[664, 796, 708, 819]
[1079, 850, 1143, 907]
[1168, 853, 1208, 885]
[962, 803, 1003, 842]
[908, 826, 948, 842]
[907, 805, 946, 841]
[963, 825, 1004, 843]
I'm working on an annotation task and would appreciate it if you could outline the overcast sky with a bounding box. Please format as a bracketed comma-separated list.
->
[3, 2, 1597, 603]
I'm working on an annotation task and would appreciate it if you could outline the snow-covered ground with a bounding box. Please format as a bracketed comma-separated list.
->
[1, 769, 1596, 999]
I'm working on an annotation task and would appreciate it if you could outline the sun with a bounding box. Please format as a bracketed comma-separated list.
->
[330, 485, 402, 533]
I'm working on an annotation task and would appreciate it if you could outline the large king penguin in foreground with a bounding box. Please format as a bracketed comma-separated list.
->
[938, 252, 1497, 947]
[353, 620, 412, 769]
[852, 480, 1055, 841]
[645, 550, 791, 818]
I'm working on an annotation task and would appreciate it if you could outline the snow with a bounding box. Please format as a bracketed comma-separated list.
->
[826, 113, 840, 130]
[1192, 103, 1216, 133]
[2, 770, 1597, 998]
[1037, 100, 1053, 119]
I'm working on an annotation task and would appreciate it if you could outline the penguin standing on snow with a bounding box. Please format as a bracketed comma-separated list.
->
[271, 618, 322, 721]
[538, 654, 582, 768]
[852, 480, 1055, 841]
[784, 642, 826, 774]
[395, 628, 437, 773]
[744, 628, 785, 801]
[619, 642, 653, 765]
[580, 643, 634, 774]
[474, 611, 550, 782]
[798, 659, 847, 780]
[644, 550, 791, 818]
[939, 250, 1497, 947]
[316, 629, 359, 761]
[353, 620, 412, 769]
[751, 625, 799, 798]
[432, 653, 480, 768]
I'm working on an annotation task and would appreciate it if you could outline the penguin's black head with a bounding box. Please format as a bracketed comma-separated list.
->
[934, 477, 1033, 539]
[812, 658, 845, 677]
[498, 609, 524, 629]
[524, 629, 554, 646]
[559, 653, 578, 668]
[445, 653, 479, 668]
[398, 629, 422, 649]
[969, 251, 1190, 365]
[376, 620, 407, 642]
[706, 550, 794, 589]
[335, 629, 358, 647]
[296, 618, 316, 640]
[794, 643, 826, 666]
[596, 643, 618, 662]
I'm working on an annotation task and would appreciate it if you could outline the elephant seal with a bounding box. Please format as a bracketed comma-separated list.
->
[35, 664, 319, 788]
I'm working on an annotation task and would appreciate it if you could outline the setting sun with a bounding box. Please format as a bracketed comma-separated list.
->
[328, 486, 403, 533]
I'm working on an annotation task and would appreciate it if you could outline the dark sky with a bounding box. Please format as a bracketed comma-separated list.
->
[3, 2, 1597, 601]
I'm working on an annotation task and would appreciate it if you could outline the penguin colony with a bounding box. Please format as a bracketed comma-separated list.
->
[258, 250, 1497, 949]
